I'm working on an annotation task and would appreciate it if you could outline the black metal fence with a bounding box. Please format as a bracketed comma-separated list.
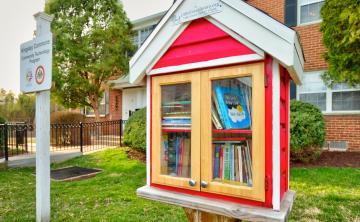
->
[0, 120, 127, 160]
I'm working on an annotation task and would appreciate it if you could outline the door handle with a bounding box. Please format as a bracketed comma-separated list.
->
[200, 181, 208, 188]
[189, 179, 196, 187]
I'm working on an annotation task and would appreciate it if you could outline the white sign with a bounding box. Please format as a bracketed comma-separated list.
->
[172, 0, 223, 25]
[20, 33, 52, 93]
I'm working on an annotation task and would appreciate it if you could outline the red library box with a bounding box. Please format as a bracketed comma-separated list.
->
[129, 0, 304, 221]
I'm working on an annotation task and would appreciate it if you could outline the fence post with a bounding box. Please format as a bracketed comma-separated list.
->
[80, 122, 83, 153]
[119, 120, 122, 147]
[4, 123, 8, 161]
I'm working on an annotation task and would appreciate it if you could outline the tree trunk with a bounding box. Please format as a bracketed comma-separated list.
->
[90, 96, 100, 122]
[93, 107, 100, 122]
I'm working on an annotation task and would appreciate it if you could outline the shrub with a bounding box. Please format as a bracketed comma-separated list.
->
[124, 108, 146, 152]
[290, 100, 325, 163]
[0, 116, 6, 124]
[50, 111, 90, 146]
[50, 111, 85, 124]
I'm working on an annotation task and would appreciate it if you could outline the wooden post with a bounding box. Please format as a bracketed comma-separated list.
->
[184, 208, 240, 222]
[34, 12, 52, 222]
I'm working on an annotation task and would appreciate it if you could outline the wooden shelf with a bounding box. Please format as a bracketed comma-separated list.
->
[162, 128, 191, 133]
[212, 129, 252, 134]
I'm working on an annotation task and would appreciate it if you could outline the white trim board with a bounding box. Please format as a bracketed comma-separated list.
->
[149, 54, 264, 75]
[272, 59, 281, 211]
[129, 0, 304, 85]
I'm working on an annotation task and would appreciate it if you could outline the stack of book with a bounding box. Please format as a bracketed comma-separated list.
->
[162, 133, 191, 177]
[162, 101, 191, 130]
[212, 79, 252, 130]
[212, 141, 253, 186]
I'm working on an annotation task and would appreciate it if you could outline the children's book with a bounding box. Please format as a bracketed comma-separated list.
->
[213, 84, 251, 129]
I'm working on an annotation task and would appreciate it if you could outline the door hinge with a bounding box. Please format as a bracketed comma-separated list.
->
[265, 176, 269, 191]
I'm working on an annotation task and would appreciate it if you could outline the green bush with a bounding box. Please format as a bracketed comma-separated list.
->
[0, 116, 6, 124]
[51, 111, 85, 124]
[290, 100, 325, 163]
[124, 108, 146, 152]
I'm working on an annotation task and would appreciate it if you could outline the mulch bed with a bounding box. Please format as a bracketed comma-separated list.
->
[126, 149, 146, 162]
[292, 151, 360, 168]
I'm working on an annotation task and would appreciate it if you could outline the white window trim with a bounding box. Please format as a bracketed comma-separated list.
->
[296, 71, 360, 115]
[297, 0, 324, 26]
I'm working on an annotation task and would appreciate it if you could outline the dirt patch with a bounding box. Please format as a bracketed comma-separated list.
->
[127, 149, 146, 162]
[292, 151, 360, 168]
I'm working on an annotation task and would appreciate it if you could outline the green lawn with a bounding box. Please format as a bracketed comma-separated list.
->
[0, 149, 359, 222]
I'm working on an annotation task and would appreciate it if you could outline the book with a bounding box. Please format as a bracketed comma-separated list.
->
[234, 146, 239, 182]
[229, 145, 234, 181]
[181, 138, 191, 177]
[219, 146, 224, 179]
[237, 145, 243, 183]
[245, 141, 253, 186]
[223, 144, 230, 180]
[213, 144, 221, 179]
[167, 134, 177, 176]
[213, 84, 251, 129]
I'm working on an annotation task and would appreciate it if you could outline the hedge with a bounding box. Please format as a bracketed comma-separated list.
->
[124, 108, 146, 152]
[290, 100, 325, 163]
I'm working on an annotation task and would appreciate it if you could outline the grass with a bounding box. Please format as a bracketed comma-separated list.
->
[0, 148, 359, 221]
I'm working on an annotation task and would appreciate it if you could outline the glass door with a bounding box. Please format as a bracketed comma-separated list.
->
[200, 63, 265, 202]
[151, 72, 201, 191]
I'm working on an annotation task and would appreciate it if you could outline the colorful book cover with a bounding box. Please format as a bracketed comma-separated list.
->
[213, 84, 251, 129]
[162, 134, 169, 161]
[213, 145, 221, 179]
[162, 119, 191, 125]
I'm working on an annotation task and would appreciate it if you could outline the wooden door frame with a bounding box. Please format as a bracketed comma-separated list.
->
[151, 71, 201, 191]
[200, 63, 266, 202]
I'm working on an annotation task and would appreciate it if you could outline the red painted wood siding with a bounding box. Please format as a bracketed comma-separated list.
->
[279, 66, 290, 201]
[153, 18, 256, 69]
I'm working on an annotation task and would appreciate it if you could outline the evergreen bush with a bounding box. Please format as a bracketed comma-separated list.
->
[290, 100, 325, 163]
[124, 108, 146, 152]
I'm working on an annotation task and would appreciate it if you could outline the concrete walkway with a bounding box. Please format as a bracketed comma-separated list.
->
[0, 150, 82, 168]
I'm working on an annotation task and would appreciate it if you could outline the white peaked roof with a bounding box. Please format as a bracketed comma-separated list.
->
[129, 0, 304, 84]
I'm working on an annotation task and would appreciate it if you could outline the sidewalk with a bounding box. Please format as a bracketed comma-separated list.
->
[0, 150, 82, 168]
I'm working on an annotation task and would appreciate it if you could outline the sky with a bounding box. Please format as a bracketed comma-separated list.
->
[0, 0, 173, 94]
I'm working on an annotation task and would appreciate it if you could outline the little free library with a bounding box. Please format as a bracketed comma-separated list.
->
[130, 0, 304, 221]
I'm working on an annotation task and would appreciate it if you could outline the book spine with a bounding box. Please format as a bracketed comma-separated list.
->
[219, 146, 224, 179]
[238, 145, 243, 183]
[224, 144, 230, 181]
[213, 145, 221, 179]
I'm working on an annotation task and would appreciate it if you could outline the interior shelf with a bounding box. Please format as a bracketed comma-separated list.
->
[212, 129, 252, 134]
[162, 128, 191, 133]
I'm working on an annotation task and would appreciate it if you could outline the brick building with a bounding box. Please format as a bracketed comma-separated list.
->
[102, 0, 360, 151]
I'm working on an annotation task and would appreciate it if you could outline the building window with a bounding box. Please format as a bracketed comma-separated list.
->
[298, 0, 324, 25]
[84, 92, 109, 117]
[299, 93, 326, 111]
[297, 71, 360, 113]
[132, 24, 157, 49]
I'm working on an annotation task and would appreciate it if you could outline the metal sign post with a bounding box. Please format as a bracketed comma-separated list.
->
[20, 12, 53, 222]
